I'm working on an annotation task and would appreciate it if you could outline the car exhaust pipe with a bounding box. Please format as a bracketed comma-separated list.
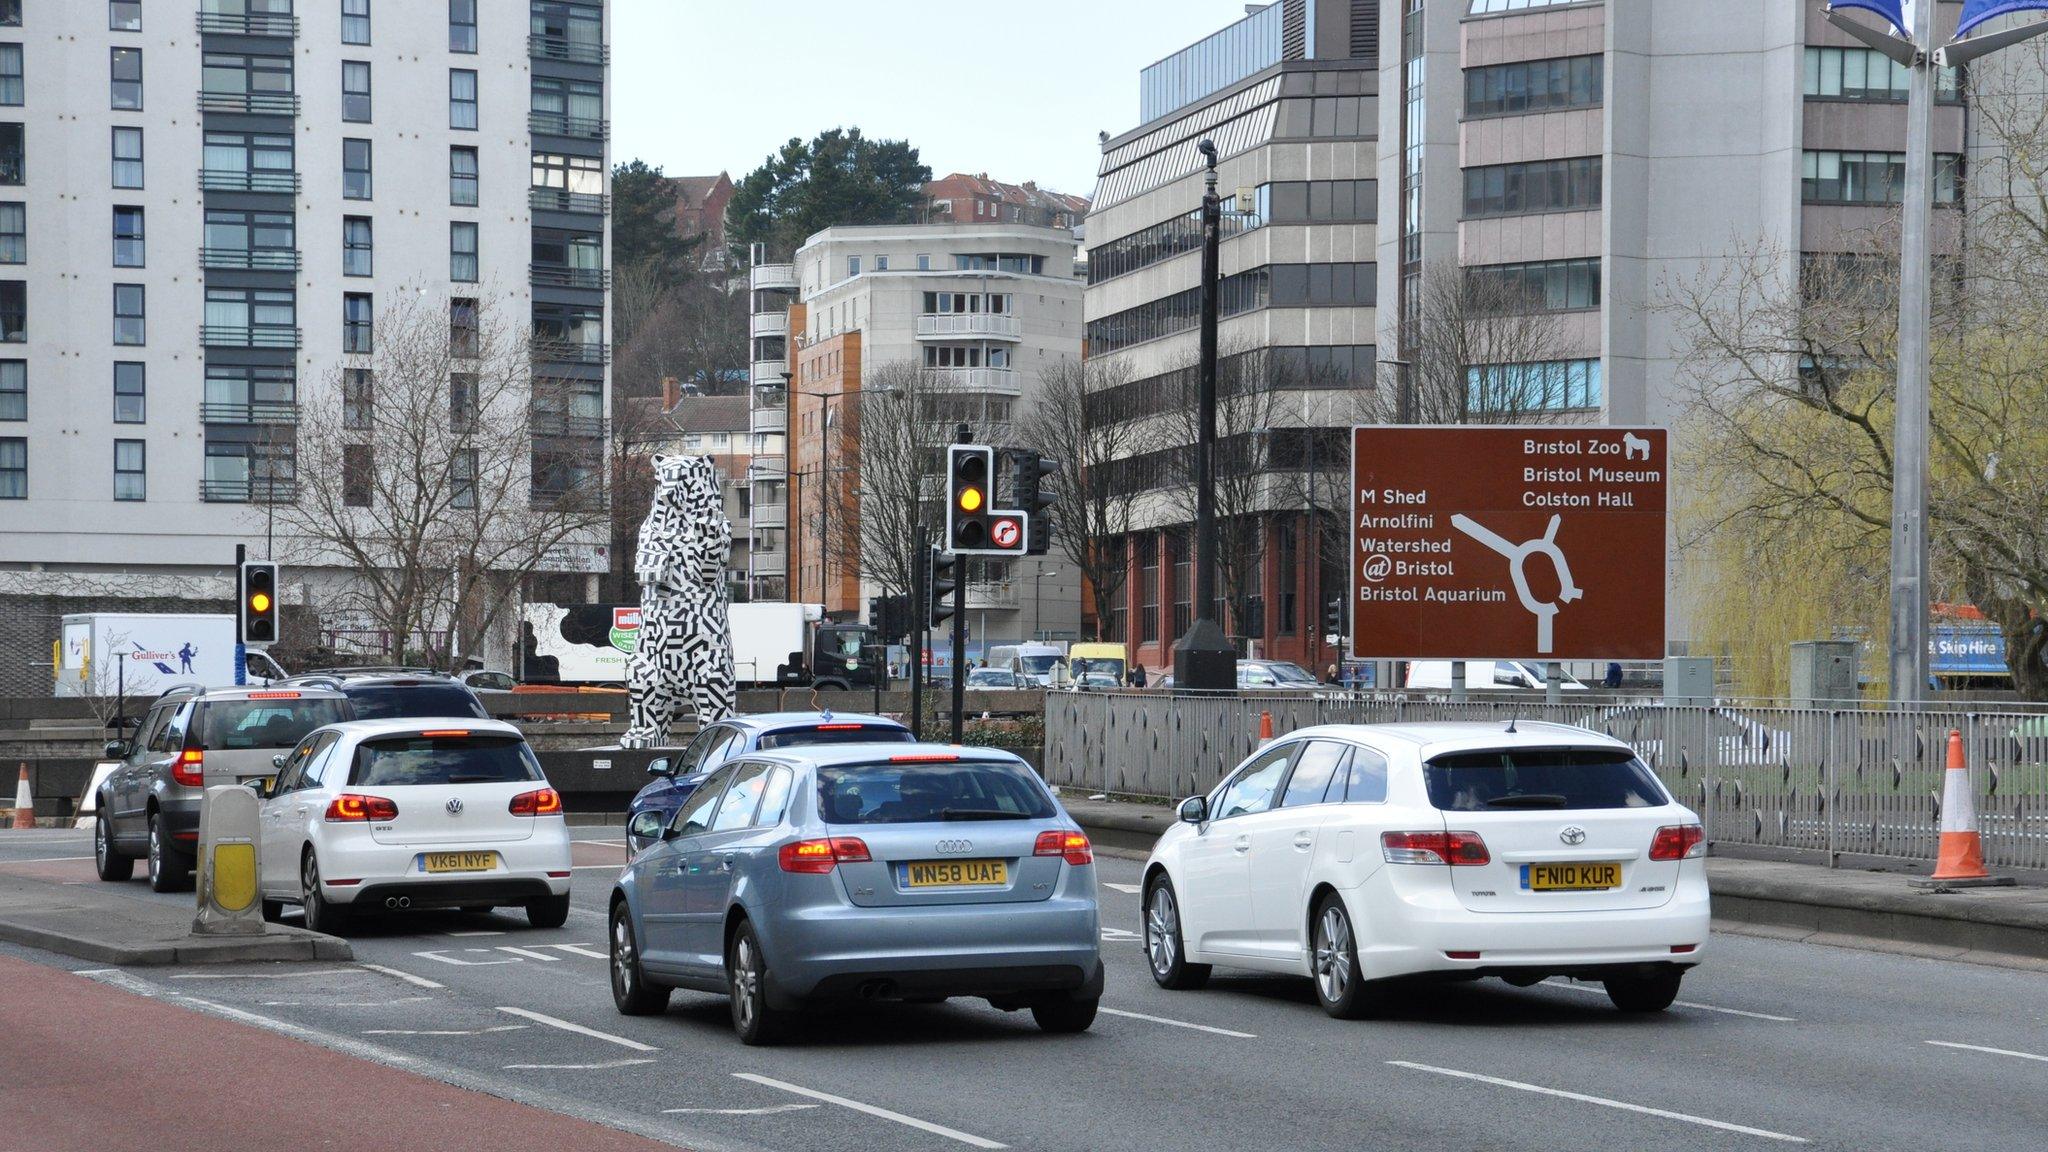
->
[384, 896, 412, 910]
[858, 979, 895, 1000]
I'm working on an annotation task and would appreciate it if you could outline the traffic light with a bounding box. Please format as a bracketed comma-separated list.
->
[1325, 596, 1344, 640]
[869, 594, 912, 644]
[1011, 452, 1059, 556]
[947, 444, 995, 552]
[928, 548, 957, 629]
[239, 561, 280, 646]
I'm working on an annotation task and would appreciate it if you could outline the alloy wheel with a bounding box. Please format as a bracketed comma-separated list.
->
[732, 934, 760, 1031]
[611, 911, 635, 999]
[1314, 904, 1352, 1005]
[94, 816, 109, 871]
[1146, 886, 1179, 979]
[302, 853, 322, 923]
[147, 818, 161, 885]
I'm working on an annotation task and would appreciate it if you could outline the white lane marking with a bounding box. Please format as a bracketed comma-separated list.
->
[571, 864, 624, 870]
[80, 970, 418, 1066]
[263, 996, 432, 1008]
[365, 1024, 528, 1036]
[3, 854, 96, 863]
[359, 962, 445, 989]
[1102, 882, 1142, 894]
[1541, 979, 1796, 1022]
[733, 1073, 1006, 1149]
[1926, 1040, 2048, 1065]
[496, 1007, 658, 1052]
[413, 948, 517, 967]
[506, 1058, 659, 1071]
[1101, 926, 1140, 943]
[169, 969, 361, 980]
[665, 1103, 820, 1116]
[541, 942, 610, 960]
[1387, 1061, 1806, 1144]
[494, 945, 562, 962]
[1097, 1006, 1256, 1038]
[443, 930, 505, 937]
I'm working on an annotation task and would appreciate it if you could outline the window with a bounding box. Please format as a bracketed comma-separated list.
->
[202, 51, 294, 107]
[450, 222, 478, 282]
[0, 202, 18, 263]
[449, 372, 477, 430]
[111, 2, 143, 31]
[111, 127, 143, 188]
[1464, 54, 1603, 117]
[874, 255, 889, 272]
[1269, 262, 1376, 307]
[204, 364, 294, 423]
[1467, 359, 1603, 413]
[1214, 744, 1295, 820]
[1276, 95, 1372, 138]
[111, 48, 143, 110]
[1468, 0, 1582, 12]
[342, 62, 370, 121]
[846, 256, 861, 278]
[450, 0, 478, 52]
[917, 254, 930, 270]
[0, 279, 19, 341]
[114, 440, 145, 501]
[113, 284, 144, 344]
[1803, 46, 1959, 102]
[0, 2, 16, 28]
[343, 138, 371, 199]
[0, 44, 20, 106]
[450, 146, 478, 205]
[344, 293, 373, 353]
[530, 76, 602, 134]
[342, 0, 370, 44]
[1332, 746, 1389, 804]
[113, 207, 145, 267]
[1426, 747, 1665, 812]
[0, 359, 19, 420]
[1462, 157, 1602, 219]
[531, 151, 601, 195]
[1281, 741, 1351, 808]
[342, 444, 371, 506]
[1265, 179, 1377, 225]
[1464, 258, 1601, 312]
[114, 363, 144, 422]
[343, 216, 372, 276]
[205, 209, 294, 269]
[342, 367, 372, 429]
[450, 297, 479, 357]
[205, 287, 296, 346]
[1802, 150, 1965, 206]
[451, 449, 476, 509]
[530, 1, 604, 61]
[1085, 266, 1272, 354]
[449, 69, 477, 130]
[0, 436, 20, 498]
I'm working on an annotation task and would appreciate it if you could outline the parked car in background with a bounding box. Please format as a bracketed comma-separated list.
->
[625, 712, 915, 851]
[459, 669, 519, 695]
[94, 684, 351, 892]
[609, 744, 1103, 1044]
[283, 671, 491, 722]
[1067, 643, 1128, 691]
[1237, 660, 1326, 691]
[1583, 703, 1794, 768]
[1403, 660, 1588, 693]
[966, 667, 1023, 691]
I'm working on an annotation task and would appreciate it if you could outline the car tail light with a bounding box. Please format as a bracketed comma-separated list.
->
[890, 752, 959, 763]
[171, 748, 204, 788]
[420, 729, 472, 738]
[1445, 951, 1482, 961]
[325, 794, 399, 822]
[246, 690, 301, 699]
[1381, 830, 1491, 866]
[1034, 829, 1094, 865]
[815, 723, 864, 731]
[509, 787, 562, 816]
[1649, 824, 1706, 861]
[778, 837, 870, 874]
[1671, 944, 1698, 954]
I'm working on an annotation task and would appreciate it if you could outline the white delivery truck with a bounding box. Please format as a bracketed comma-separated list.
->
[520, 602, 882, 690]
[54, 613, 285, 697]
[1402, 660, 1587, 693]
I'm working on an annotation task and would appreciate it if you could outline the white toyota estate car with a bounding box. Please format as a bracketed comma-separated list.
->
[1142, 722, 1708, 1017]
[255, 719, 573, 934]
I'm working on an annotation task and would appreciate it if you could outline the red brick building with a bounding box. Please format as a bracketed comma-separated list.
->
[924, 173, 1089, 230]
[667, 172, 734, 269]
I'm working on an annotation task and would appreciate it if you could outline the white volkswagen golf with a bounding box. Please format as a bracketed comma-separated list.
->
[255, 719, 573, 934]
[1142, 722, 1709, 1017]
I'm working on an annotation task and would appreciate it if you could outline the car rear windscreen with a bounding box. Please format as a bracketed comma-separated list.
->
[756, 725, 915, 751]
[1424, 748, 1666, 812]
[345, 684, 490, 721]
[817, 760, 1055, 824]
[349, 735, 542, 787]
[200, 698, 350, 749]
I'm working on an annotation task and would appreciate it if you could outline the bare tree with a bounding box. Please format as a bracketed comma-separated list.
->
[1377, 264, 1575, 424]
[1017, 356, 1149, 640]
[276, 289, 609, 667]
[614, 274, 749, 399]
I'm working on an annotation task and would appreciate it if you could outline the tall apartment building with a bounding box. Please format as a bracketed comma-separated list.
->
[0, 0, 610, 675]
[747, 224, 1086, 646]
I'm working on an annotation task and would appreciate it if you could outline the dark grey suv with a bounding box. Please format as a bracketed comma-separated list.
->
[95, 684, 349, 892]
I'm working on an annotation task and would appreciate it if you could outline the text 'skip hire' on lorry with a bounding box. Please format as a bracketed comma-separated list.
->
[1348, 427, 1669, 663]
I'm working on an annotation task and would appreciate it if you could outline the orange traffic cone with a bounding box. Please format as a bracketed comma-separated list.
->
[1259, 711, 1274, 740]
[10, 763, 31, 830]
[1913, 731, 2014, 890]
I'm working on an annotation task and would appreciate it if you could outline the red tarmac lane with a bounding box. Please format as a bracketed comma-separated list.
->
[0, 953, 684, 1152]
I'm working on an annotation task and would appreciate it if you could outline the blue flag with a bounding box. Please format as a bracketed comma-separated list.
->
[1831, 0, 1908, 32]
[1959, 0, 2048, 36]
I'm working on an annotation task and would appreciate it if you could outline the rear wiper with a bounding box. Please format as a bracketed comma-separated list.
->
[940, 808, 1032, 821]
[447, 774, 498, 783]
[1484, 794, 1569, 809]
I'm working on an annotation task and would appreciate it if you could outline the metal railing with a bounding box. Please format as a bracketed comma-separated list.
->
[532, 342, 609, 366]
[196, 11, 299, 36]
[529, 112, 608, 140]
[199, 400, 298, 425]
[528, 34, 608, 65]
[1042, 692, 2048, 874]
[529, 187, 609, 215]
[198, 169, 300, 194]
[200, 478, 297, 503]
[916, 313, 1023, 340]
[200, 324, 301, 349]
[199, 247, 301, 271]
[197, 91, 300, 115]
[531, 411, 607, 438]
[529, 264, 610, 290]
[929, 366, 1021, 393]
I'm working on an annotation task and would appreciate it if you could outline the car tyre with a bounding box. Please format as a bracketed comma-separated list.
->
[94, 812, 134, 882]
[1144, 876, 1210, 990]
[608, 902, 671, 1016]
[146, 812, 191, 893]
[1311, 893, 1373, 1019]
[526, 892, 572, 929]
[1029, 992, 1099, 1034]
[1604, 968, 1683, 1013]
[300, 851, 351, 937]
[727, 920, 787, 1046]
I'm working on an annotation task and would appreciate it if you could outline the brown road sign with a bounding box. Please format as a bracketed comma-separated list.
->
[1350, 426, 1667, 661]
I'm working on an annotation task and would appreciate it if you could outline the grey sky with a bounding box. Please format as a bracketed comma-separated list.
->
[612, 0, 1257, 197]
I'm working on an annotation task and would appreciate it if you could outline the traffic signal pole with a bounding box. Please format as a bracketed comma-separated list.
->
[233, 543, 247, 687]
[910, 525, 927, 738]
[951, 558, 967, 744]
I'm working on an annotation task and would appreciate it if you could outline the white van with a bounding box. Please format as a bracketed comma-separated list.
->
[1403, 660, 1587, 693]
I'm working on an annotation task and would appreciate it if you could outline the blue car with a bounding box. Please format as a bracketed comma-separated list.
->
[607, 743, 1103, 1045]
[625, 712, 914, 851]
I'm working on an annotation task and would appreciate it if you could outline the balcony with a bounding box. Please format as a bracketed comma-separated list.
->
[198, 169, 300, 194]
[201, 325, 301, 349]
[749, 457, 787, 480]
[529, 112, 609, 141]
[751, 311, 789, 340]
[530, 264, 610, 290]
[751, 264, 797, 293]
[916, 313, 1023, 341]
[752, 359, 789, 386]
[199, 400, 298, 425]
[197, 91, 300, 116]
[751, 549, 788, 577]
[529, 187, 609, 215]
[531, 411, 608, 439]
[751, 503, 786, 529]
[196, 11, 298, 36]
[930, 366, 1021, 394]
[199, 247, 301, 272]
[967, 580, 1020, 610]
[200, 478, 298, 503]
[533, 342, 610, 367]
[529, 34, 609, 65]
[750, 406, 786, 435]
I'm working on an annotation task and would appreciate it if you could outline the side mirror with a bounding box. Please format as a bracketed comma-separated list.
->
[1178, 796, 1208, 824]
[628, 810, 663, 842]
[103, 740, 131, 759]
[645, 757, 673, 778]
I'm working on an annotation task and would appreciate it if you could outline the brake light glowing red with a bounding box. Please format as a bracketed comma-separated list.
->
[1034, 829, 1094, 865]
[1381, 830, 1491, 866]
[1649, 824, 1706, 861]
[245, 691, 301, 699]
[889, 752, 959, 762]
[171, 748, 204, 787]
[508, 787, 562, 816]
[778, 837, 870, 873]
[325, 794, 399, 822]
[814, 723, 864, 731]
[419, 729, 471, 738]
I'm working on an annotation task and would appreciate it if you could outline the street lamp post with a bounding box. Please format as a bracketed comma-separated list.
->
[1172, 138, 1239, 692]
[1033, 567, 1056, 642]
[793, 373, 896, 612]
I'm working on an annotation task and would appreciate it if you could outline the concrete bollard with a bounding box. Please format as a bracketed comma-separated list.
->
[192, 784, 266, 936]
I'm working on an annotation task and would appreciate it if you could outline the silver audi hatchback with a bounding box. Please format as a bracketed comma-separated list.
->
[607, 743, 1102, 1045]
